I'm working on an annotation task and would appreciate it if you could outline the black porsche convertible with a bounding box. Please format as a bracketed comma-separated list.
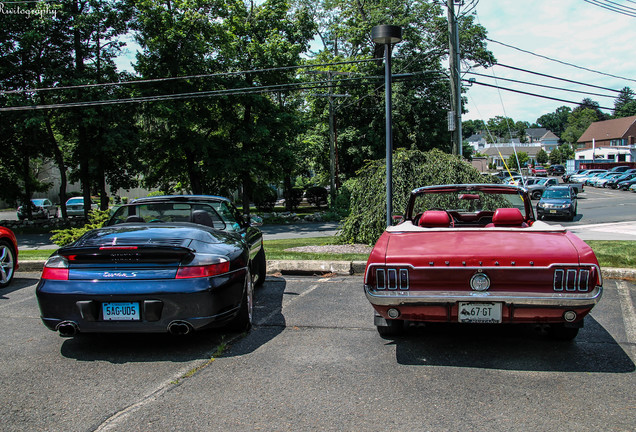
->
[36, 195, 265, 336]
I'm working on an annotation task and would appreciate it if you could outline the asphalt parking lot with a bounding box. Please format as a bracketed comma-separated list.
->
[1, 273, 634, 431]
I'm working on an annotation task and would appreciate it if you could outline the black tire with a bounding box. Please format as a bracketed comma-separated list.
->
[376, 319, 404, 337]
[254, 247, 266, 287]
[532, 191, 542, 200]
[226, 270, 253, 332]
[549, 324, 579, 341]
[0, 240, 16, 288]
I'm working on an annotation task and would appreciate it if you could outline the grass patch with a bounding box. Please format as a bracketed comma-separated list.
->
[19, 249, 55, 260]
[585, 241, 636, 268]
[264, 236, 369, 261]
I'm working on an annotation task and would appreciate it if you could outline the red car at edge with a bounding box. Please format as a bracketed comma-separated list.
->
[0, 226, 19, 288]
[364, 184, 602, 340]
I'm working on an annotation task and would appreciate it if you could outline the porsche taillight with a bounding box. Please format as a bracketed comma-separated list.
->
[176, 255, 230, 279]
[41, 255, 69, 280]
[373, 267, 409, 290]
[553, 266, 598, 292]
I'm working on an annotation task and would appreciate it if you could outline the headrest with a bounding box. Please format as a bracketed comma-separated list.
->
[418, 210, 451, 228]
[191, 210, 216, 228]
[491, 208, 524, 227]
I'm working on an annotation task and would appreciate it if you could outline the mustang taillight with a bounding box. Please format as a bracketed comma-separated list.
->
[41, 255, 69, 280]
[176, 256, 230, 279]
[553, 267, 597, 292]
[374, 267, 409, 290]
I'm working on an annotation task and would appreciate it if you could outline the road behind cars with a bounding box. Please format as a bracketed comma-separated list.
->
[1, 273, 634, 431]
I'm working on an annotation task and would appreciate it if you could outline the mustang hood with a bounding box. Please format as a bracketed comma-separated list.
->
[384, 230, 581, 268]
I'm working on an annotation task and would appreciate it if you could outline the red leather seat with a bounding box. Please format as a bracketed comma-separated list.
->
[486, 208, 528, 227]
[418, 211, 452, 228]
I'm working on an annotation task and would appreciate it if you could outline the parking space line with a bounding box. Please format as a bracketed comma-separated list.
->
[617, 281, 636, 358]
[0, 293, 36, 310]
[255, 283, 321, 326]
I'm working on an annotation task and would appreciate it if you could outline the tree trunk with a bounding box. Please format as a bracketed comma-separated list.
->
[44, 115, 68, 218]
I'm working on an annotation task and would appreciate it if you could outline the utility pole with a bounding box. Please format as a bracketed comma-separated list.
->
[308, 70, 350, 204]
[447, 0, 463, 156]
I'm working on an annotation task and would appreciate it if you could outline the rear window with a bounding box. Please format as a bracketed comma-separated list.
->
[108, 202, 226, 230]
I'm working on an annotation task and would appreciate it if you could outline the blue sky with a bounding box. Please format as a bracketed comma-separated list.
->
[464, 0, 636, 123]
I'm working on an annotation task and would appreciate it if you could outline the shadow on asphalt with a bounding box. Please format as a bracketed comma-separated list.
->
[386, 317, 634, 373]
[58, 276, 286, 363]
[0, 275, 39, 298]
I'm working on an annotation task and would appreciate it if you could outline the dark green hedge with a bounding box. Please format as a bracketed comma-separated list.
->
[337, 149, 491, 245]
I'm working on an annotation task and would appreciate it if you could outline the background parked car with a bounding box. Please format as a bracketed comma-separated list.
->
[618, 177, 636, 190]
[548, 164, 565, 176]
[527, 177, 559, 199]
[536, 186, 577, 221]
[17, 199, 58, 220]
[562, 169, 586, 183]
[65, 197, 97, 217]
[530, 165, 547, 176]
[0, 226, 18, 288]
[606, 173, 636, 189]
[570, 169, 607, 184]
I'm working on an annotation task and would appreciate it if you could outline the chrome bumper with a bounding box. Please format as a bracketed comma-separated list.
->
[364, 285, 603, 307]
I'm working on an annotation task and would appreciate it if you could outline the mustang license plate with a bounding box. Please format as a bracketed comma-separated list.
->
[102, 302, 140, 321]
[458, 302, 502, 323]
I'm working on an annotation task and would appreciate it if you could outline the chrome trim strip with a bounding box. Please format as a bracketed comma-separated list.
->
[566, 269, 577, 291]
[387, 269, 397, 290]
[364, 285, 603, 307]
[364, 262, 602, 286]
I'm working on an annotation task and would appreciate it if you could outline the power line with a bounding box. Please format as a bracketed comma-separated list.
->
[467, 79, 615, 110]
[487, 38, 636, 84]
[495, 63, 623, 93]
[466, 71, 617, 99]
[583, 0, 636, 17]
[0, 58, 381, 95]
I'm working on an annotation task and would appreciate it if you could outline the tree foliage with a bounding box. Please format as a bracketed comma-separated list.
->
[338, 149, 491, 244]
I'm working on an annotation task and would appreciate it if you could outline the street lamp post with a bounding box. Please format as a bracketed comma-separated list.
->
[372, 25, 403, 228]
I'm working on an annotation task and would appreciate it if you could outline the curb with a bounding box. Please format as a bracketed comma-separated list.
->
[18, 260, 636, 280]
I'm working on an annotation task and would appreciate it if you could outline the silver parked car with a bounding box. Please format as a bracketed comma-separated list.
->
[65, 197, 97, 217]
[17, 199, 58, 220]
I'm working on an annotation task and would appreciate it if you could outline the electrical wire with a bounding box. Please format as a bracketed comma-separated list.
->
[466, 71, 617, 99]
[583, 0, 636, 17]
[487, 38, 636, 84]
[467, 79, 615, 110]
[0, 58, 382, 95]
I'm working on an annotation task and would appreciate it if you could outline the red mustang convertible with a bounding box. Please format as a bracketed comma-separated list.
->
[364, 184, 602, 340]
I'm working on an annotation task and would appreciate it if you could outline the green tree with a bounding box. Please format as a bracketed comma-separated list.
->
[535, 149, 548, 165]
[338, 149, 491, 244]
[300, 0, 495, 181]
[562, 107, 599, 145]
[536, 106, 571, 139]
[486, 116, 515, 141]
[614, 87, 636, 118]
[462, 119, 486, 139]
[507, 152, 528, 169]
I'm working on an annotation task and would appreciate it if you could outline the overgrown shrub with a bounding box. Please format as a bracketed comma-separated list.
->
[305, 186, 328, 207]
[50, 209, 111, 247]
[253, 185, 277, 212]
[337, 149, 493, 245]
[326, 180, 353, 219]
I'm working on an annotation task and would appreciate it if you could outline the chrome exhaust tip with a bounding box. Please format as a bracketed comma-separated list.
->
[167, 321, 192, 336]
[56, 321, 79, 337]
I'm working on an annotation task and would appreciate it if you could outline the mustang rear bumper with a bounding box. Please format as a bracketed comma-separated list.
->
[364, 285, 603, 308]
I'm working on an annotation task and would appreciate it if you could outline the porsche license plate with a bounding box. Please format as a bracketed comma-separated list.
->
[458, 302, 502, 323]
[102, 302, 140, 321]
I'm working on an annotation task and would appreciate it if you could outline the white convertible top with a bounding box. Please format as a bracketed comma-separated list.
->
[386, 220, 566, 233]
